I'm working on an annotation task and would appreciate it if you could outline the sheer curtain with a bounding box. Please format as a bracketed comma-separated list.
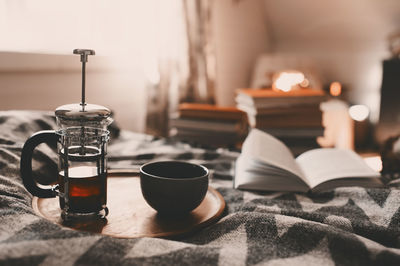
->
[143, 0, 189, 136]
[145, 0, 216, 136]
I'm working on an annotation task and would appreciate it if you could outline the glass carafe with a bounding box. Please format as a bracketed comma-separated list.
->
[20, 49, 113, 221]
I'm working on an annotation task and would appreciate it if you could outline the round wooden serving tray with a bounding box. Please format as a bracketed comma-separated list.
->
[32, 170, 226, 239]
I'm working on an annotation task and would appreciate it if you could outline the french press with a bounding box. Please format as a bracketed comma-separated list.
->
[20, 49, 113, 220]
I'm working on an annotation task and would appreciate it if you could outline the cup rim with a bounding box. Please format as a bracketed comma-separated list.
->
[139, 160, 209, 181]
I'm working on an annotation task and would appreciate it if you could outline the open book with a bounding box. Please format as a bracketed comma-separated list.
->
[235, 129, 382, 192]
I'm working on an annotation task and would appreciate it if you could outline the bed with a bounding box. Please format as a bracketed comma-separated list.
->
[0, 110, 399, 265]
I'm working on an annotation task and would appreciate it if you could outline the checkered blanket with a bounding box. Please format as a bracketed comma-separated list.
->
[0, 111, 399, 265]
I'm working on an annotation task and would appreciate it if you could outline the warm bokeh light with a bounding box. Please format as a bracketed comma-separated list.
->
[363, 156, 382, 172]
[273, 71, 305, 92]
[300, 78, 309, 88]
[349, 104, 369, 121]
[330, 81, 342, 96]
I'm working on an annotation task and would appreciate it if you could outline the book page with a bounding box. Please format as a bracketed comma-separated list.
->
[241, 129, 307, 183]
[295, 148, 381, 188]
[234, 155, 309, 192]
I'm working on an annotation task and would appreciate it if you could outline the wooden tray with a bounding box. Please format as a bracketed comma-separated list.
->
[32, 170, 225, 239]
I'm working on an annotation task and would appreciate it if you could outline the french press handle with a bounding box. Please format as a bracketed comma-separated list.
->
[20, 130, 60, 198]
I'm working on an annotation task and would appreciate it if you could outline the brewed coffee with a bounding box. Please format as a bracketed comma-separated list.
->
[59, 166, 107, 213]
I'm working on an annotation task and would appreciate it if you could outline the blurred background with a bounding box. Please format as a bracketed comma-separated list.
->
[1, 0, 400, 152]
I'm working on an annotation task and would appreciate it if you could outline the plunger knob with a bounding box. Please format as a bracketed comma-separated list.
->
[73, 49, 95, 63]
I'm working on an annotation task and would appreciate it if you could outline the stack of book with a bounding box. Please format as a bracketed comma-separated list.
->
[235, 88, 327, 155]
[169, 103, 248, 148]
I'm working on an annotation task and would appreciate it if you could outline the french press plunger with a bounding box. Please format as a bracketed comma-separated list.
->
[20, 49, 113, 220]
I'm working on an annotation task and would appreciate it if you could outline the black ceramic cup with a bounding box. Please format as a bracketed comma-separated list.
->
[139, 161, 209, 214]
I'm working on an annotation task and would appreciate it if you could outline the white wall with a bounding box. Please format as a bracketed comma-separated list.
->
[213, 0, 271, 106]
[0, 52, 147, 132]
[263, 0, 400, 122]
[0, 0, 186, 132]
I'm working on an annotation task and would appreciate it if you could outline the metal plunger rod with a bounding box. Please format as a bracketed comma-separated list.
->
[81, 61, 86, 109]
[73, 49, 95, 111]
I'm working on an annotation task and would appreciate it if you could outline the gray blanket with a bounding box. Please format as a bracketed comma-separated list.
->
[0, 111, 399, 265]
